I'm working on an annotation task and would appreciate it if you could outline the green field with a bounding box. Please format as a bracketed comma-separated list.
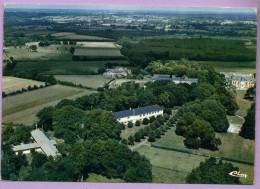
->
[3, 84, 95, 125]
[137, 145, 205, 183]
[86, 173, 125, 183]
[13, 60, 127, 75]
[3, 76, 45, 94]
[55, 75, 112, 89]
[153, 127, 254, 163]
[137, 145, 254, 184]
[6, 40, 128, 75]
[73, 47, 125, 60]
[52, 32, 113, 41]
[4, 45, 71, 61]
[195, 61, 256, 74]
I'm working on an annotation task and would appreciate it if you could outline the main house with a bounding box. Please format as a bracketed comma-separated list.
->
[114, 105, 163, 125]
[222, 72, 256, 90]
[152, 74, 198, 85]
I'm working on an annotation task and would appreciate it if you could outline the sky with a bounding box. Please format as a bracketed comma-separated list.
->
[5, 4, 257, 14]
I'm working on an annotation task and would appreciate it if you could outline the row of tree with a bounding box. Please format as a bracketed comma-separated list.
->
[3, 84, 47, 98]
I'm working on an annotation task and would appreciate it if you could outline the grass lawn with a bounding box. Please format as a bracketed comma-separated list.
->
[55, 75, 112, 89]
[152, 166, 186, 184]
[137, 145, 206, 183]
[86, 173, 125, 183]
[153, 127, 254, 163]
[121, 125, 148, 139]
[137, 145, 254, 184]
[3, 84, 95, 125]
[195, 61, 256, 74]
[14, 60, 128, 75]
[236, 90, 253, 117]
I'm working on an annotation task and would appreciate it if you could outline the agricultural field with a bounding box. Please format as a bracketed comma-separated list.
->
[76, 41, 120, 48]
[3, 76, 45, 94]
[12, 60, 125, 75]
[51, 32, 112, 41]
[137, 145, 254, 184]
[195, 61, 256, 74]
[73, 48, 124, 60]
[4, 44, 71, 61]
[54, 75, 112, 89]
[3, 84, 95, 125]
[153, 127, 254, 163]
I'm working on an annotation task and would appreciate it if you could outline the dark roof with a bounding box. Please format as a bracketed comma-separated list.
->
[152, 74, 198, 83]
[152, 74, 172, 81]
[114, 105, 163, 119]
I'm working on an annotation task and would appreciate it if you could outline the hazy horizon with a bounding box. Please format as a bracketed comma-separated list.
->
[5, 4, 257, 14]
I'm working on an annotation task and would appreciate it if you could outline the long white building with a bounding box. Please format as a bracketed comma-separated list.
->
[114, 105, 163, 125]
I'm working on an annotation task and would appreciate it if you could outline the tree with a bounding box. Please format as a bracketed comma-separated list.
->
[149, 116, 156, 123]
[134, 132, 142, 142]
[31, 152, 48, 168]
[128, 136, 135, 145]
[37, 107, 55, 131]
[127, 122, 134, 128]
[154, 129, 161, 138]
[135, 120, 141, 126]
[70, 47, 75, 54]
[244, 87, 256, 100]
[143, 118, 149, 125]
[148, 131, 156, 142]
[29, 45, 37, 52]
[193, 83, 215, 100]
[186, 158, 240, 184]
[240, 103, 255, 140]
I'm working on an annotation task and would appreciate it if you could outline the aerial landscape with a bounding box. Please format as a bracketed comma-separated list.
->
[1, 5, 257, 184]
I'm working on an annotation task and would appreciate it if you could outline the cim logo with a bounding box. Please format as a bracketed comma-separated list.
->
[229, 171, 247, 178]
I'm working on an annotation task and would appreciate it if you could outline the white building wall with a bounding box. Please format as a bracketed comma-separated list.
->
[117, 110, 164, 125]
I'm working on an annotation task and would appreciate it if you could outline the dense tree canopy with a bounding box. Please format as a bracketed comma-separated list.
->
[176, 99, 228, 150]
[121, 38, 256, 68]
[186, 157, 240, 184]
[240, 103, 255, 140]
